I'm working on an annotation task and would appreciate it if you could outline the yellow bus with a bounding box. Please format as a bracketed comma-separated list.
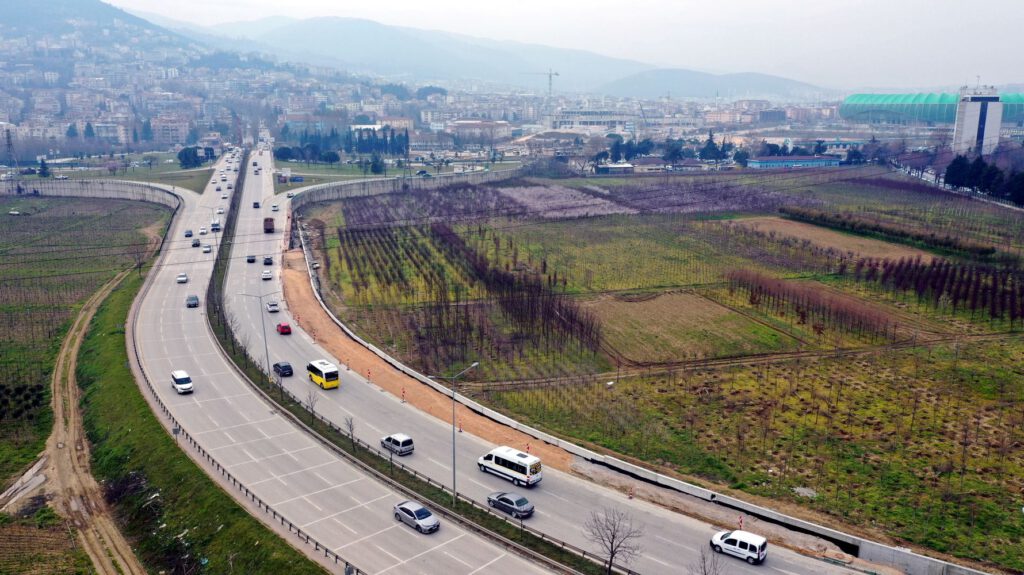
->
[307, 359, 339, 389]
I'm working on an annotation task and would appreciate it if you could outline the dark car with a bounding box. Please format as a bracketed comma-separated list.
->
[191, 239, 201, 247]
[184, 229, 193, 238]
[253, 201, 260, 208]
[272, 362, 293, 377]
[246, 255, 256, 263]
[276, 322, 291, 335]
[185, 295, 200, 308]
[486, 492, 534, 519]
[263, 256, 273, 265]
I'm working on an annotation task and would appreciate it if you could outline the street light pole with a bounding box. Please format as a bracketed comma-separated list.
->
[238, 290, 280, 382]
[430, 361, 478, 507]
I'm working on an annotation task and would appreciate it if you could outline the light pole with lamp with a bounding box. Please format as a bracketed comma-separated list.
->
[238, 290, 280, 384]
[429, 361, 478, 507]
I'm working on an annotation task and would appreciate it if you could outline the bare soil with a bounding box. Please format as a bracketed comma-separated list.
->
[735, 216, 934, 261]
[281, 249, 572, 470]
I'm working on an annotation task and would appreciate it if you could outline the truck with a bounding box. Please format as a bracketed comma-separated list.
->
[263, 217, 274, 234]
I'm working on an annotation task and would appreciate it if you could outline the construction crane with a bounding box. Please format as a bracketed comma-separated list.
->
[524, 69, 560, 97]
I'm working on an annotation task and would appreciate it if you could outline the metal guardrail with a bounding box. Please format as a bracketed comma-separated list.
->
[122, 166, 369, 575]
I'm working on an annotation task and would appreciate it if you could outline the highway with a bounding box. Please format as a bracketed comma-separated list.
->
[133, 152, 552, 574]
[222, 152, 859, 575]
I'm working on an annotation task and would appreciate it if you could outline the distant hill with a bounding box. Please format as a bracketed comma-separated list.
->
[598, 69, 822, 100]
[247, 17, 652, 93]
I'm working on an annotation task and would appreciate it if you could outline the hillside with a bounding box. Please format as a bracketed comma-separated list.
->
[598, 68, 822, 100]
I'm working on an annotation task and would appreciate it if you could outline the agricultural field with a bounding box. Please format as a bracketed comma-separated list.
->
[300, 170, 1024, 571]
[0, 196, 169, 485]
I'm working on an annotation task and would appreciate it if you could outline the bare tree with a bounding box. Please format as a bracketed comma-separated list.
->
[688, 546, 724, 575]
[344, 415, 356, 451]
[306, 387, 320, 424]
[584, 507, 644, 574]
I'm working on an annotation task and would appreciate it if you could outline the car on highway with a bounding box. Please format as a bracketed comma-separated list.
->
[380, 433, 415, 456]
[215, 186, 221, 191]
[216, 207, 224, 214]
[271, 204, 279, 211]
[253, 201, 260, 208]
[170, 370, 194, 394]
[263, 256, 273, 265]
[246, 255, 256, 263]
[175, 273, 188, 284]
[486, 492, 534, 519]
[710, 530, 767, 565]
[266, 301, 280, 313]
[184, 229, 193, 237]
[185, 294, 200, 308]
[393, 500, 439, 533]
[272, 362, 293, 377]
[202, 244, 212, 253]
[276, 322, 291, 335]
[286, 191, 294, 198]
[226, 184, 233, 190]
[199, 226, 207, 235]
[261, 270, 272, 280]
[191, 239, 200, 247]
[221, 193, 228, 200]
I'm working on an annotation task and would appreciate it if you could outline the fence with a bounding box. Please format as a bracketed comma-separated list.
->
[292, 177, 994, 575]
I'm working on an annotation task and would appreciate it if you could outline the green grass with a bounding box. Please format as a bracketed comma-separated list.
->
[76, 271, 326, 575]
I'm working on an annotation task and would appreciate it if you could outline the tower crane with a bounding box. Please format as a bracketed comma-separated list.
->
[524, 69, 560, 97]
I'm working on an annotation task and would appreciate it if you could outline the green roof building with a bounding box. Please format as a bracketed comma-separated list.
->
[840, 93, 1024, 124]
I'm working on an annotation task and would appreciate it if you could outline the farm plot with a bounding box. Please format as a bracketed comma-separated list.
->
[585, 291, 801, 363]
[732, 216, 934, 262]
[0, 196, 169, 485]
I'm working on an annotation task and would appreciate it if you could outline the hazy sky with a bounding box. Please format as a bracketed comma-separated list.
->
[107, 0, 1023, 89]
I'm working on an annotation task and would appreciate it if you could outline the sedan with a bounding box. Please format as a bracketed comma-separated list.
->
[221, 193, 228, 200]
[199, 227, 207, 235]
[272, 362, 293, 377]
[191, 239, 201, 248]
[184, 229, 193, 238]
[246, 255, 256, 263]
[185, 295, 200, 308]
[202, 244, 212, 253]
[276, 322, 291, 335]
[216, 207, 224, 214]
[175, 273, 188, 284]
[261, 270, 272, 281]
[393, 500, 439, 533]
[486, 492, 534, 519]
[263, 256, 273, 265]
[266, 301, 280, 313]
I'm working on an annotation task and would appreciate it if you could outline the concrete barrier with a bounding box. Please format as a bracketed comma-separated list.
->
[3, 178, 183, 211]
[290, 172, 992, 575]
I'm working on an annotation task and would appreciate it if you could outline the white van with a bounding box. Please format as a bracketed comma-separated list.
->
[171, 370, 194, 394]
[710, 530, 767, 565]
[478, 446, 542, 487]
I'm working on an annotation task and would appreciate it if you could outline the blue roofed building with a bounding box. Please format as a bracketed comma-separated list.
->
[747, 156, 840, 169]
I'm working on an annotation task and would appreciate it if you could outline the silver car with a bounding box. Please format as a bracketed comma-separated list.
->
[393, 500, 439, 533]
[381, 433, 414, 456]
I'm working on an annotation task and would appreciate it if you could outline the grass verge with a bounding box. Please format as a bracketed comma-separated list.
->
[75, 270, 326, 575]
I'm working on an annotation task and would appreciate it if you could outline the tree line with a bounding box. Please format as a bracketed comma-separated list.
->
[944, 154, 1024, 205]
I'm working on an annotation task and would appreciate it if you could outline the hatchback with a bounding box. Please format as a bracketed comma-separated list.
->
[487, 492, 534, 519]
[272, 362, 293, 377]
[381, 433, 415, 456]
[393, 501, 439, 533]
[276, 322, 291, 335]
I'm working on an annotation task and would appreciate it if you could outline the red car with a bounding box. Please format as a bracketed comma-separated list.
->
[276, 322, 292, 335]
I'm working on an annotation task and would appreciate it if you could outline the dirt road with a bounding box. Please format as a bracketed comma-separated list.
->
[45, 270, 147, 575]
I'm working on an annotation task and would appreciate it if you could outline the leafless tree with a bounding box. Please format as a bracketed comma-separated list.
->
[688, 546, 724, 575]
[344, 415, 356, 451]
[306, 387, 319, 424]
[584, 507, 645, 574]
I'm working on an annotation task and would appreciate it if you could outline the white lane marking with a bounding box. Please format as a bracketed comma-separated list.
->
[646, 555, 673, 567]
[377, 533, 466, 574]
[193, 416, 278, 435]
[428, 457, 450, 470]
[303, 496, 324, 512]
[249, 460, 335, 487]
[333, 523, 400, 551]
[544, 491, 572, 503]
[209, 430, 297, 452]
[222, 432, 235, 443]
[270, 477, 362, 507]
[444, 552, 473, 568]
[372, 544, 404, 565]
[192, 392, 252, 405]
[655, 534, 696, 552]
[300, 493, 391, 529]
[229, 445, 316, 467]
[468, 553, 507, 574]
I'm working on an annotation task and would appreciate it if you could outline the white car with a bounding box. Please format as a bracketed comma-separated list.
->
[261, 270, 272, 281]
[175, 273, 188, 284]
[221, 193, 228, 200]
[199, 227, 207, 235]
[216, 207, 224, 214]
[266, 301, 280, 313]
[710, 530, 768, 565]
[202, 244, 212, 253]
[171, 370, 193, 394]
[286, 191, 294, 198]
[271, 204, 279, 212]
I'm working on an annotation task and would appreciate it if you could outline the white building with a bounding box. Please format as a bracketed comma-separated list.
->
[952, 86, 1002, 156]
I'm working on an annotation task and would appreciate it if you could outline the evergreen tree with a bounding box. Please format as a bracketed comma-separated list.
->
[83, 122, 95, 139]
[66, 123, 78, 139]
[141, 119, 153, 141]
[38, 159, 50, 178]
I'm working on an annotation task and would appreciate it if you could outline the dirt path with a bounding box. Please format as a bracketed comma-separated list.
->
[281, 250, 572, 471]
[45, 269, 147, 575]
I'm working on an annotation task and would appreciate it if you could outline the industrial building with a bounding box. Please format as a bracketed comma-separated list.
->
[952, 86, 1002, 155]
[747, 156, 840, 169]
[839, 93, 1024, 125]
